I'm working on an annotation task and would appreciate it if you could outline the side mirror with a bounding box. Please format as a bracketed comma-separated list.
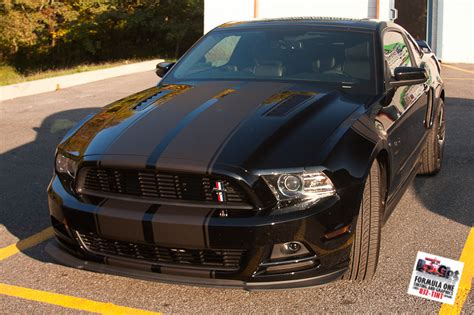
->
[155, 62, 175, 78]
[390, 67, 427, 87]
[416, 40, 432, 54]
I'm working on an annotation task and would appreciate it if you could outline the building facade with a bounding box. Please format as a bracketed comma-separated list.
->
[204, 0, 473, 63]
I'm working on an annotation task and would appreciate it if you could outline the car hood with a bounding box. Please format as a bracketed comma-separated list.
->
[60, 81, 367, 173]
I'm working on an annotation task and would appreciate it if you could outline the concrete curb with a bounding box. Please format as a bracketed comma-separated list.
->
[0, 59, 163, 101]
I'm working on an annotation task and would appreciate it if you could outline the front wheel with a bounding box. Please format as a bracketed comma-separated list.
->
[418, 99, 446, 175]
[343, 160, 383, 281]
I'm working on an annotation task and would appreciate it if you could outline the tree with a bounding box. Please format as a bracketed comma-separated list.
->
[0, 0, 204, 72]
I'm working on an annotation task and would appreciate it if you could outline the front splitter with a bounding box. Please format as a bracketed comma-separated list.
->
[45, 240, 346, 291]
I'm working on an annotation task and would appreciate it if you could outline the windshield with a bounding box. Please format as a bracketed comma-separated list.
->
[166, 26, 377, 94]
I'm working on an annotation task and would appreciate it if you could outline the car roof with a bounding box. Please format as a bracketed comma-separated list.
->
[218, 17, 390, 31]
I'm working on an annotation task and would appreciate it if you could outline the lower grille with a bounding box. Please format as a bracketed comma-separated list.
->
[76, 232, 245, 271]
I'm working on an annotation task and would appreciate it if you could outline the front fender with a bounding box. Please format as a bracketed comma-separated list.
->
[321, 109, 390, 221]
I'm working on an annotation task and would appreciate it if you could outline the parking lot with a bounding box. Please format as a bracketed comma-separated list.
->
[1, 64, 473, 313]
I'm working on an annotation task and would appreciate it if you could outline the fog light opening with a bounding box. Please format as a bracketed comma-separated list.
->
[253, 242, 318, 277]
[255, 251, 320, 277]
[280, 242, 302, 255]
[269, 241, 310, 261]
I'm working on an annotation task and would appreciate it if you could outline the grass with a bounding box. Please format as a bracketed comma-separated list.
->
[0, 59, 151, 86]
[0, 66, 23, 86]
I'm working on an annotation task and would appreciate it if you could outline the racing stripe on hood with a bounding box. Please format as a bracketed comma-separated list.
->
[153, 82, 290, 171]
[103, 81, 233, 164]
[145, 97, 220, 168]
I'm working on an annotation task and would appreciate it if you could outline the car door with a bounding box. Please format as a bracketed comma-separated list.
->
[377, 29, 429, 199]
[405, 32, 442, 129]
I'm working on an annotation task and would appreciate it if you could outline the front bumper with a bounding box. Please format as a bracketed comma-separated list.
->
[45, 241, 346, 290]
[47, 175, 356, 289]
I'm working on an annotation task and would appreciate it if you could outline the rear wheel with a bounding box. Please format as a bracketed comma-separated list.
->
[343, 160, 383, 281]
[418, 99, 446, 175]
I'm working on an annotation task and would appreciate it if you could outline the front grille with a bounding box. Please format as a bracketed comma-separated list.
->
[79, 167, 250, 205]
[76, 232, 245, 271]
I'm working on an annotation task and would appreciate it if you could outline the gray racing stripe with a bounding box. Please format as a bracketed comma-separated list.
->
[150, 205, 213, 248]
[155, 82, 289, 171]
[99, 154, 149, 169]
[160, 266, 211, 278]
[106, 256, 153, 272]
[145, 97, 219, 168]
[104, 82, 234, 160]
[93, 199, 108, 235]
[203, 209, 215, 248]
[96, 199, 150, 242]
[143, 204, 160, 243]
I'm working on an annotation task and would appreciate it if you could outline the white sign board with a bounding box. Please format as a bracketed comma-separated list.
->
[407, 251, 464, 305]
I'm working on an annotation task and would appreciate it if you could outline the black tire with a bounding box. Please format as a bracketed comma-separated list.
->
[343, 161, 383, 281]
[418, 99, 446, 175]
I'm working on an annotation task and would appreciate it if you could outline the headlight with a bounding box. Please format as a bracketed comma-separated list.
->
[55, 153, 78, 178]
[263, 172, 336, 210]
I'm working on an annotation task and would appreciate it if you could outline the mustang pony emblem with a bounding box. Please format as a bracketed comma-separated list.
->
[213, 181, 227, 202]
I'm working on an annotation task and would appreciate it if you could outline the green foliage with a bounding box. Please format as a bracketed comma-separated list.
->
[0, 65, 23, 85]
[0, 0, 203, 73]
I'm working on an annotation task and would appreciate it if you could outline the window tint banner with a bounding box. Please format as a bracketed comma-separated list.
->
[407, 251, 464, 305]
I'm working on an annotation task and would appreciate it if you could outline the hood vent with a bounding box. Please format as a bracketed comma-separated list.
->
[134, 90, 170, 111]
[264, 94, 313, 117]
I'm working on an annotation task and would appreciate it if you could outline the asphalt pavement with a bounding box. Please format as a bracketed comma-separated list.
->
[0, 65, 473, 313]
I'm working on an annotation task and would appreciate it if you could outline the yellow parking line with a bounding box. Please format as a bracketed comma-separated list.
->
[0, 283, 160, 314]
[0, 227, 54, 261]
[439, 228, 474, 315]
[442, 64, 474, 75]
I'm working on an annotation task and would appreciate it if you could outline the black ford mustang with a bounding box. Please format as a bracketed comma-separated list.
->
[47, 18, 445, 289]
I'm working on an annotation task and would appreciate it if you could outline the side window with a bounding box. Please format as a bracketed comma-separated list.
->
[405, 33, 422, 65]
[383, 31, 412, 76]
[204, 36, 241, 67]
